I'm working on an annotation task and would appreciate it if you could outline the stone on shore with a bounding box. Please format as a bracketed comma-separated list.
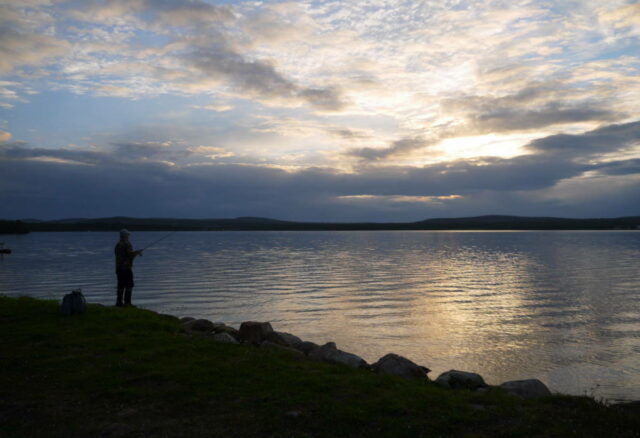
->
[180, 317, 195, 323]
[271, 331, 303, 348]
[184, 319, 215, 333]
[212, 323, 240, 340]
[212, 332, 239, 344]
[500, 379, 552, 399]
[295, 341, 320, 356]
[260, 340, 305, 358]
[435, 370, 487, 390]
[239, 321, 274, 345]
[371, 353, 430, 380]
[308, 342, 368, 369]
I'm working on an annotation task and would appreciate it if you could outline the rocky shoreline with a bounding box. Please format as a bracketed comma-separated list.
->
[176, 316, 552, 400]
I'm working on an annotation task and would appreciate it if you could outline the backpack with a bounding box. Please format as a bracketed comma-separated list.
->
[61, 289, 87, 316]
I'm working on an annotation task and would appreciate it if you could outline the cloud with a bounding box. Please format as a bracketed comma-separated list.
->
[348, 136, 436, 161]
[593, 158, 640, 176]
[67, 0, 232, 28]
[193, 104, 233, 112]
[527, 120, 640, 157]
[442, 85, 622, 134]
[0, 130, 10, 143]
[599, 4, 640, 31]
[0, 4, 69, 74]
[181, 45, 346, 111]
[1, 122, 639, 221]
[1, 1, 639, 221]
[0, 149, 633, 221]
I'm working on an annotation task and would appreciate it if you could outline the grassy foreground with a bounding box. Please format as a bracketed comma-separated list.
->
[1, 297, 639, 438]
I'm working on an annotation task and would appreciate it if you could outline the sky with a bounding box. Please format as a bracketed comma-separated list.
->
[0, 0, 639, 221]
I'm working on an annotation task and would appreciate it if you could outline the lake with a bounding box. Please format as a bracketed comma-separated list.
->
[1, 230, 639, 402]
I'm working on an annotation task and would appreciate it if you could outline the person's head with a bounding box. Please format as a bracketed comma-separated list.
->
[119, 229, 130, 241]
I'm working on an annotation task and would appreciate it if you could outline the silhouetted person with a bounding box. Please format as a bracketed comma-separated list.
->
[115, 229, 143, 307]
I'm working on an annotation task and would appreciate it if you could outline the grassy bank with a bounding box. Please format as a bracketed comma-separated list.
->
[1, 296, 639, 437]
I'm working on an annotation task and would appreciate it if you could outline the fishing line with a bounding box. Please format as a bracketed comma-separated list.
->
[141, 231, 176, 251]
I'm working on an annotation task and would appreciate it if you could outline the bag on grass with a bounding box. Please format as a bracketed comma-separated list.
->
[61, 289, 86, 316]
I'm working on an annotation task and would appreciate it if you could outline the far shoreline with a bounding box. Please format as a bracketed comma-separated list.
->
[3, 214, 640, 233]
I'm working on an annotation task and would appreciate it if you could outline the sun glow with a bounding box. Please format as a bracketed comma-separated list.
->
[435, 134, 538, 161]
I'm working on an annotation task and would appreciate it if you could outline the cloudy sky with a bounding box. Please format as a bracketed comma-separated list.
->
[1, 0, 639, 221]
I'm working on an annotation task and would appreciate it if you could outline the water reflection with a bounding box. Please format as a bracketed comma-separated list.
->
[1, 230, 639, 401]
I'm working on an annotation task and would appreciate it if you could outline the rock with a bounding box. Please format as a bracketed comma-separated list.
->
[264, 331, 289, 346]
[271, 331, 303, 348]
[295, 341, 320, 356]
[260, 340, 305, 358]
[212, 332, 239, 344]
[212, 323, 240, 339]
[308, 342, 368, 369]
[183, 319, 215, 333]
[180, 317, 195, 323]
[211, 322, 229, 332]
[239, 321, 274, 345]
[500, 379, 552, 399]
[435, 370, 487, 390]
[371, 353, 430, 380]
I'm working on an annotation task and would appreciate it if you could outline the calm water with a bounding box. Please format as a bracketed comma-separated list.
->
[2, 231, 639, 401]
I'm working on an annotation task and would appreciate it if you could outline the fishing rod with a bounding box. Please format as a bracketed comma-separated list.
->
[141, 231, 176, 251]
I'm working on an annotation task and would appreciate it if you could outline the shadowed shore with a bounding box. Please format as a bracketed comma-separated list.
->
[2, 296, 639, 437]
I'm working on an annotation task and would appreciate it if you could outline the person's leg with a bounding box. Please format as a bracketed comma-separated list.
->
[116, 287, 124, 306]
[124, 269, 134, 306]
[116, 270, 125, 306]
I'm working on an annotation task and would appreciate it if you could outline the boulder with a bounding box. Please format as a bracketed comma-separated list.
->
[260, 340, 305, 358]
[180, 317, 195, 323]
[183, 319, 215, 333]
[435, 370, 487, 390]
[264, 331, 289, 346]
[295, 341, 320, 356]
[239, 321, 274, 345]
[211, 332, 239, 344]
[371, 353, 430, 380]
[500, 379, 552, 399]
[271, 331, 303, 348]
[212, 323, 240, 339]
[308, 342, 368, 369]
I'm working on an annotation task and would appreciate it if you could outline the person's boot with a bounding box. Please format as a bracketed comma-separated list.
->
[116, 288, 124, 307]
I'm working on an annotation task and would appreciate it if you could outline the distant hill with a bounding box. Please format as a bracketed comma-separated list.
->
[415, 215, 640, 230]
[11, 215, 640, 232]
[0, 220, 30, 234]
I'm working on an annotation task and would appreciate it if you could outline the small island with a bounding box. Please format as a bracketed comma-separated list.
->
[1, 296, 639, 437]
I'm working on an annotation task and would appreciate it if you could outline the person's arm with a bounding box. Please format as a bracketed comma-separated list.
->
[126, 242, 143, 257]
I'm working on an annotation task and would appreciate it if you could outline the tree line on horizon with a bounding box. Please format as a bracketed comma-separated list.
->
[2, 215, 639, 233]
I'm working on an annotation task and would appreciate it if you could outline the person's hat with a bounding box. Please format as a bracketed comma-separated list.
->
[119, 229, 130, 237]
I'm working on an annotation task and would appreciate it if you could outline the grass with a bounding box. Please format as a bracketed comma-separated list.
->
[1, 296, 639, 437]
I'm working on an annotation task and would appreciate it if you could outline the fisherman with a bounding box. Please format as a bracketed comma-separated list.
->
[114, 229, 143, 307]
